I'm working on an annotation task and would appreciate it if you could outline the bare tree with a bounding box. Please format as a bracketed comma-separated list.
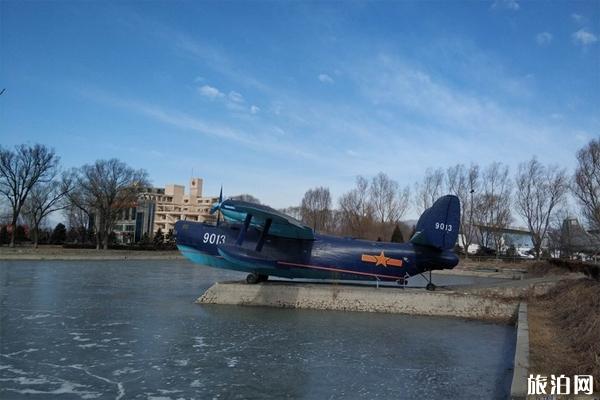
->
[515, 158, 568, 259]
[21, 177, 72, 248]
[68, 159, 148, 250]
[338, 176, 373, 237]
[279, 206, 302, 220]
[65, 202, 92, 244]
[546, 207, 574, 259]
[370, 172, 397, 224]
[64, 172, 95, 241]
[473, 162, 512, 254]
[396, 186, 410, 222]
[300, 186, 332, 232]
[573, 138, 600, 230]
[370, 172, 410, 224]
[0, 144, 59, 247]
[414, 168, 445, 214]
[446, 164, 480, 257]
[279, 206, 301, 220]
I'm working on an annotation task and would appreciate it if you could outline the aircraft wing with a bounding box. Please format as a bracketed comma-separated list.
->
[217, 199, 314, 240]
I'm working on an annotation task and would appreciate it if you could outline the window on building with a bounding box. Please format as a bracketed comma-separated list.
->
[132, 208, 136, 220]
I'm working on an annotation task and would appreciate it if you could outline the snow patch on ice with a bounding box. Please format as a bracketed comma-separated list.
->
[225, 357, 239, 368]
[24, 313, 52, 320]
[112, 367, 141, 376]
[4, 381, 101, 398]
[77, 343, 106, 349]
[192, 336, 207, 348]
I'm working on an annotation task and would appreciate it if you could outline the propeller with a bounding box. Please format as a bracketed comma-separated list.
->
[212, 185, 223, 226]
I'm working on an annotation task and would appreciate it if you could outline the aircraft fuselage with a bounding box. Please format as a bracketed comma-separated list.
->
[175, 220, 458, 283]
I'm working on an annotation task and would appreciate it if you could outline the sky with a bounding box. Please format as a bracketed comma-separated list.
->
[1, 0, 599, 216]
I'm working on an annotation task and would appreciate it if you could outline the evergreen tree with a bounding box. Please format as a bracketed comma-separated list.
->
[140, 233, 150, 245]
[66, 227, 78, 243]
[0, 225, 8, 245]
[15, 225, 27, 243]
[153, 228, 164, 246]
[409, 225, 417, 240]
[38, 228, 51, 244]
[390, 224, 404, 243]
[165, 229, 175, 244]
[51, 223, 67, 244]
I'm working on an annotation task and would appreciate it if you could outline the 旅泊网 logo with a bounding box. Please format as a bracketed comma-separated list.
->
[527, 374, 594, 395]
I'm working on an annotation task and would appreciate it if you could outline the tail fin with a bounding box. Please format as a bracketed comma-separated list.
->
[410, 195, 461, 250]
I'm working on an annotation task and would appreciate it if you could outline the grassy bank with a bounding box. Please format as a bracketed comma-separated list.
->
[0, 245, 182, 260]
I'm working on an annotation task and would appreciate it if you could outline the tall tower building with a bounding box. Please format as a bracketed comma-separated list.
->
[190, 178, 203, 198]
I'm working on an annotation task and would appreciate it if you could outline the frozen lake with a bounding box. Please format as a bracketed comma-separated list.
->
[0, 259, 515, 399]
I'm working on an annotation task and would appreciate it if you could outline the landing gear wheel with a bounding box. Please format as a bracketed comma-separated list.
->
[426, 283, 436, 291]
[246, 273, 260, 284]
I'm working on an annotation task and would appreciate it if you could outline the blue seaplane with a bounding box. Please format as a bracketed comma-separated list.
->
[174, 195, 460, 290]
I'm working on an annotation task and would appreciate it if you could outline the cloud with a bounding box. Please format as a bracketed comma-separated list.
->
[77, 87, 321, 164]
[572, 29, 598, 46]
[339, 52, 588, 176]
[228, 91, 244, 103]
[571, 13, 585, 24]
[198, 85, 224, 99]
[535, 32, 553, 46]
[575, 133, 587, 143]
[318, 74, 334, 84]
[123, 14, 272, 94]
[197, 84, 258, 115]
[492, 0, 520, 11]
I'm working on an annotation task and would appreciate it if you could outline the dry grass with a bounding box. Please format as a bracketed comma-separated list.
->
[529, 278, 600, 389]
[459, 258, 531, 270]
[528, 259, 600, 280]
[527, 260, 574, 277]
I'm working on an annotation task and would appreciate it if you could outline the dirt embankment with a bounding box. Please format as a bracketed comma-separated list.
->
[528, 276, 600, 390]
[465, 258, 600, 391]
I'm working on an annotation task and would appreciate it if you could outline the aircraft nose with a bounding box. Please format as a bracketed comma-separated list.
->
[173, 221, 188, 245]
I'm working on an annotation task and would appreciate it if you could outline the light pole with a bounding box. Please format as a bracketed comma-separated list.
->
[468, 188, 475, 258]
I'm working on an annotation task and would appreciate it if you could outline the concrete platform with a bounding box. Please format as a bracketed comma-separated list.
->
[197, 281, 520, 323]
[511, 303, 530, 400]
